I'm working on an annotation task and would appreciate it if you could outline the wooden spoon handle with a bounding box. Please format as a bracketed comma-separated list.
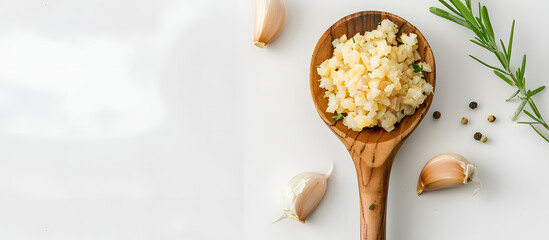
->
[350, 143, 401, 240]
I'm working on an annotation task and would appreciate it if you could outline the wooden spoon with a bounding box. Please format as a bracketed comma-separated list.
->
[309, 11, 436, 240]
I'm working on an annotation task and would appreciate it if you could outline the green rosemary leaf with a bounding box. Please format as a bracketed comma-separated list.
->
[473, 36, 485, 44]
[481, 6, 495, 42]
[369, 203, 375, 210]
[477, 21, 489, 46]
[470, 39, 492, 51]
[476, 18, 489, 43]
[493, 70, 514, 86]
[332, 113, 344, 121]
[512, 100, 527, 121]
[438, 0, 462, 16]
[519, 54, 527, 80]
[477, 2, 482, 24]
[352, 37, 355, 43]
[506, 89, 520, 101]
[429, 7, 471, 29]
[475, 16, 483, 28]
[500, 39, 508, 59]
[507, 20, 515, 63]
[449, 0, 479, 30]
[465, 0, 472, 10]
[530, 124, 549, 143]
[527, 86, 546, 97]
[527, 99, 544, 121]
[518, 122, 542, 125]
[494, 50, 508, 69]
[412, 63, 423, 73]
[523, 110, 541, 122]
[469, 55, 506, 73]
[514, 69, 524, 89]
[470, 25, 484, 39]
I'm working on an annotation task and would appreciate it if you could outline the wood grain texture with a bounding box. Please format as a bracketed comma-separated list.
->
[309, 11, 436, 240]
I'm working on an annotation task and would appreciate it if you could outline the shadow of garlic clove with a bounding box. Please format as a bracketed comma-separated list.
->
[254, 0, 286, 48]
[272, 163, 334, 224]
[417, 153, 480, 195]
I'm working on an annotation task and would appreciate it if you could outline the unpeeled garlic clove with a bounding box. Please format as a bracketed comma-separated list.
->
[417, 153, 478, 195]
[273, 163, 333, 223]
[254, 0, 286, 48]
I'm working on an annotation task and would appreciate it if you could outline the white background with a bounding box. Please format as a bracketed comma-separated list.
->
[0, 0, 548, 239]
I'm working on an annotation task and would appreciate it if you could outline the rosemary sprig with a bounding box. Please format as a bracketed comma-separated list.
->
[332, 113, 344, 121]
[412, 62, 423, 73]
[430, 0, 549, 143]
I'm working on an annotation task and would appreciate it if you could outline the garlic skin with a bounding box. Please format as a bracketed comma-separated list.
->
[273, 163, 333, 223]
[254, 0, 286, 48]
[417, 153, 478, 195]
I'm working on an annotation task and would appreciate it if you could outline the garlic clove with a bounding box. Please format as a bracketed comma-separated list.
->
[273, 163, 333, 223]
[254, 0, 286, 48]
[417, 153, 478, 195]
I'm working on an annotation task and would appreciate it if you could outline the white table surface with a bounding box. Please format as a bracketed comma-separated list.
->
[0, 0, 548, 239]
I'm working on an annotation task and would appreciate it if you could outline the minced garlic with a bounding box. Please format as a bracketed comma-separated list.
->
[317, 19, 433, 132]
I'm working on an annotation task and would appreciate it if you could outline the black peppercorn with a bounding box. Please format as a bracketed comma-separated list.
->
[474, 132, 482, 140]
[469, 101, 478, 109]
[433, 111, 441, 119]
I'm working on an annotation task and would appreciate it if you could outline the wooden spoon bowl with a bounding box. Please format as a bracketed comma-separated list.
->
[309, 11, 436, 240]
